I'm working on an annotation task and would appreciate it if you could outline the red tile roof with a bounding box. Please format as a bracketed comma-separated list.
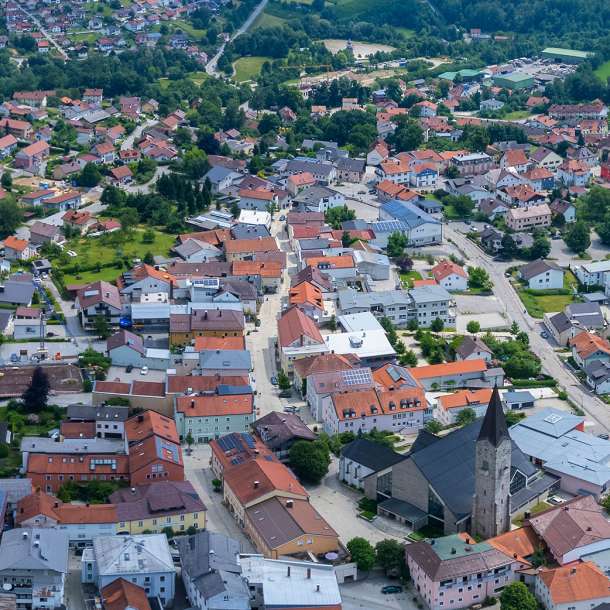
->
[102, 578, 151, 610]
[176, 394, 253, 417]
[277, 306, 324, 348]
[125, 410, 179, 444]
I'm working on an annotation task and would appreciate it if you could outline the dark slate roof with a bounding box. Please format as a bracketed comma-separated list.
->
[409, 416, 527, 521]
[67, 404, 129, 422]
[409, 429, 440, 454]
[231, 224, 270, 240]
[548, 311, 572, 333]
[175, 531, 248, 602]
[336, 157, 365, 173]
[519, 259, 562, 281]
[0, 280, 35, 305]
[478, 386, 509, 447]
[455, 336, 492, 359]
[253, 411, 316, 451]
[340, 438, 404, 472]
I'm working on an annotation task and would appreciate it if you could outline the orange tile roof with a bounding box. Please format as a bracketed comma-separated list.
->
[292, 353, 357, 378]
[437, 388, 493, 411]
[570, 331, 610, 360]
[304, 255, 355, 269]
[176, 394, 253, 417]
[194, 336, 246, 351]
[223, 458, 307, 506]
[289, 281, 323, 310]
[288, 172, 316, 186]
[239, 188, 275, 201]
[94, 381, 131, 394]
[408, 359, 488, 380]
[432, 259, 467, 281]
[539, 562, 610, 605]
[277, 306, 324, 348]
[503, 149, 529, 166]
[17, 489, 118, 525]
[376, 179, 405, 196]
[224, 236, 278, 254]
[377, 387, 426, 412]
[103, 578, 151, 610]
[413, 279, 438, 287]
[4, 235, 29, 251]
[128, 434, 183, 473]
[125, 410, 179, 444]
[332, 389, 381, 420]
[380, 160, 409, 175]
[487, 525, 539, 565]
[27, 453, 130, 477]
[167, 374, 249, 394]
[232, 260, 283, 278]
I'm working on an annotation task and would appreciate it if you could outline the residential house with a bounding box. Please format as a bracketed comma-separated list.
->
[28, 221, 62, 246]
[81, 534, 175, 606]
[109, 165, 132, 185]
[176, 531, 250, 610]
[455, 336, 493, 363]
[436, 388, 494, 425]
[0, 134, 17, 158]
[431, 260, 468, 292]
[519, 259, 564, 290]
[101, 579, 152, 610]
[557, 159, 592, 187]
[569, 331, 610, 369]
[224, 237, 278, 263]
[75, 281, 122, 330]
[530, 147, 563, 172]
[378, 200, 442, 246]
[408, 285, 456, 328]
[408, 359, 504, 390]
[585, 359, 610, 394]
[550, 199, 576, 224]
[0, 528, 69, 610]
[3, 236, 33, 261]
[169, 309, 245, 346]
[277, 306, 326, 373]
[252, 412, 316, 462]
[292, 185, 345, 213]
[506, 204, 552, 231]
[13, 140, 49, 173]
[451, 152, 494, 176]
[336, 157, 366, 183]
[174, 392, 254, 442]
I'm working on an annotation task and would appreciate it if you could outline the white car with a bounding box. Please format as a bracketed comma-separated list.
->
[66, 250, 77, 257]
[140, 366, 149, 375]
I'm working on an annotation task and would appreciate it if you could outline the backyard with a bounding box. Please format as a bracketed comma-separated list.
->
[53, 227, 175, 285]
[516, 270, 579, 318]
[400, 270, 422, 287]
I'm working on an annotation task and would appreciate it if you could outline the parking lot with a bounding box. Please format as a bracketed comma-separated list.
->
[340, 576, 419, 610]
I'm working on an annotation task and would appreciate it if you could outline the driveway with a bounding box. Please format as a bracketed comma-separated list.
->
[341, 576, 419, 610]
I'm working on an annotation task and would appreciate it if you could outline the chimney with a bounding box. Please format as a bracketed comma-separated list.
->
[571, 567, 577, 575]
[191, 399, 195, 408]
[131, 487, 136, 494]
[307, 568, 311, 579]
[287, 566, 291, 577]
[253, 480, 259, 489]
[137, 415, 144, 423]
[316, 584, 320, 592]
[54, 502, 59, 508]
[451, 548, 456, 555]
[22, 532, 28, 540]
[286, 499, 294, 509]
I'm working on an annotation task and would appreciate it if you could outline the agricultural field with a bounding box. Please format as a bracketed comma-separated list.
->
[595, 60, 610, 81]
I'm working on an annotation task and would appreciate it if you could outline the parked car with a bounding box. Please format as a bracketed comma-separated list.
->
[140, 366, 149, 375]
[540, 330, 549, 339]
[279, 215, 286, 221]
[381, 585, 403, 594]
[10, 353, 18, 363]
[126, 364, 133, 373]
[547, 495, 565, 506]
[270, 376, 278, 386]
[598, 433, 609, 440]
[283, 405, 300, 413]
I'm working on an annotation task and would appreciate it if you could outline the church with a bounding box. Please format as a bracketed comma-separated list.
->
[368, 388, 559, 535]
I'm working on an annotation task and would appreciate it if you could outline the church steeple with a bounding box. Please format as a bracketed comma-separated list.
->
[477, 386, 509, 447]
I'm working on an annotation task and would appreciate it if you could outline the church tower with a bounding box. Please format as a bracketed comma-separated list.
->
[472, 387, 511, 539]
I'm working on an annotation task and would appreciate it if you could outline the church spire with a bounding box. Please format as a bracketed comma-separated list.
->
[478, 386, 509, 447]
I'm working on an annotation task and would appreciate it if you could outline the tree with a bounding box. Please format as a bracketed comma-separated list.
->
[325, 205, 356, 229]
[390, 117, 424, 152]
[1, 171, 12, 191]
[328, 314, 337, 331]
[141, 228, 155, 244]
[0, 198, 23, 238]
[375, 539, 405, 576]
[500, 582, 537, 610]
[277, 370, 291, 391]
[500, 233, 517, 259]
[564, 221, 590, 253]
[77, 162, 102, 188]
[445, 194, 474, 218]
[425, 419, 443, 433]
[468, 266, 492, 291]
[399, 349, 418, 367]
[143, 251, 154, 265]
[430, 317, 444, 332]
[21, 366, 50, 413]
[185, 431, 194, 448]
[510, 321, 520, 335]
[347, 537, 376, 571]
[387, 231, 408, 258]
[395, 254, 413, 273]
[93, 315, 111, 340]
[288, 440, 330, 484]
[456, 407, 476, 426]
[528, 234, 550, 260]
[466, 320, 481, 334]
[119, 208, 139, 232]
[341, 231, 352, 247]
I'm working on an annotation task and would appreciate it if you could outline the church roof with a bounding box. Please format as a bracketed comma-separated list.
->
[478, 386, 509, 447]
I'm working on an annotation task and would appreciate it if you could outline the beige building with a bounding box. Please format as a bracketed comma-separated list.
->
[506, 203, 551, 230]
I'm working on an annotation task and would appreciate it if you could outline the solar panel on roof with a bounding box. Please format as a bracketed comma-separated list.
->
[264, 455, 274, 461]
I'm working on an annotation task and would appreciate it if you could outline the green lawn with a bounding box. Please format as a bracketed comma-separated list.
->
[513, 501, 551, 526]
[233, 56, 271, 82]
[395, 27, 415, 39]
[58, 228, 175, 286]
[400, 270, 422, 288]
[69, 32, 101, 43]
[172, 19, 206, 41]
[253, 11, 287, 29]
[518, 289, 575, 319]
[503, 110, 531, 120]
[595, 60, 610, 81]
[187, 71, 208, 86]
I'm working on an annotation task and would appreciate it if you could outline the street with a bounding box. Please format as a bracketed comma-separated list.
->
[444, 223, 610, 433]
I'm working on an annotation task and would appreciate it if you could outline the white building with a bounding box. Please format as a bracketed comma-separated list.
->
[519, 259, 564, 290]
[82, 534, 176, 606]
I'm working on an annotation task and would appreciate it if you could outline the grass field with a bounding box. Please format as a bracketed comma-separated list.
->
[517, 270, 579, 318]
[69, 32, 100, 43]
[503, 110, 531, 120]
[172, 19, 206, 41]
[395, 27, 415, 39]
[252, 11, 287, 29]
[400, 270, 422, 288]
[59, 228, 175, 285]
[233, 56, 271, 82]
[595, 60, 610, 82]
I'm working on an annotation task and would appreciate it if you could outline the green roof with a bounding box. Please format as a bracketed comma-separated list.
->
[430, 534, 492, 560]
[542, 47, 591, 59]
[458, 69, 481, 77]
[438, 71, 457, 80]
[494, 72, 532, 83]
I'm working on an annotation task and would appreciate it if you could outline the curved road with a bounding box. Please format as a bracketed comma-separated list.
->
[445, 224, 610, 432]
[205, 0, 269, 76]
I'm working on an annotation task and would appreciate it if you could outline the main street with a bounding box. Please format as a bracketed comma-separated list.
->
[445, 224, 610, 432]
